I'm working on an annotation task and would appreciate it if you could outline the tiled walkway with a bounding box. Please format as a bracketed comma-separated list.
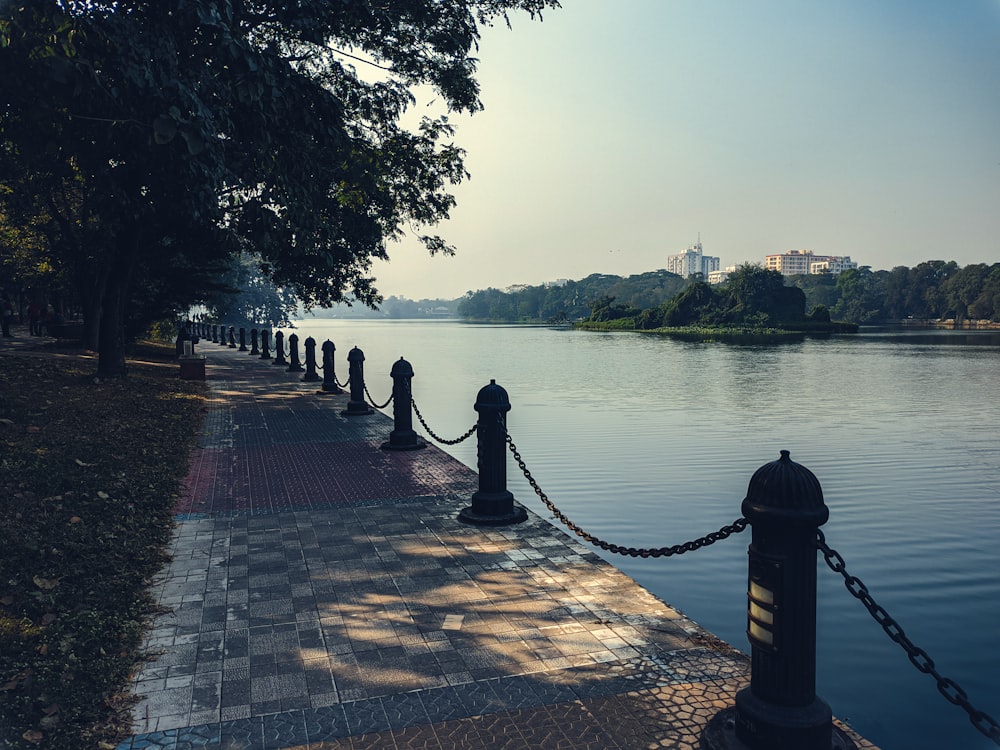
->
[121, 344, 876, 750]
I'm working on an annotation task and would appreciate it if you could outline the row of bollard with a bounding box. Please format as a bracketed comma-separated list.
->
[193, 322, 530, 529]
[189, 321, 863, 750]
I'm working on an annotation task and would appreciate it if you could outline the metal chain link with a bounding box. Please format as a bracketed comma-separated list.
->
[336, 375, 349, 389]
[816, 529, 1000, 745]
[410, 398, 477, 445]
[503, 427, 748, 557]
[364, 384, 393, 410]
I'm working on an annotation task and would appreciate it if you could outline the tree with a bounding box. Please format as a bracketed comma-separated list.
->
[585, 295, 639, 323]
[808, 304, 831, 323]
[1, 0, 559, 376]
[787, 271, 840, 310]
[205, 253, 299, 329]
[943, 263, 991, 322]
[720, 263, 804, 325]
[658, 281, 720, 326]
[967, 264, 1000, 322]
[832, 267, 888, 323]
[903, 260, 958, 319]
[882, 265, 911, 320]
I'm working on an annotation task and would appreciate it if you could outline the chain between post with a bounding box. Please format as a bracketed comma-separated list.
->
[502, 427, 748, 557]
[410, 397, 477, 445]
[364, 384, 393, 410]
[816, 529, 1000, 745]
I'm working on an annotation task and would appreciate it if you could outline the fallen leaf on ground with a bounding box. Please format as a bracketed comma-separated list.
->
[32, 576, 60, 590]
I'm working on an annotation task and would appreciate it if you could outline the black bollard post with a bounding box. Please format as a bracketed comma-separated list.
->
[381, 358, 425, 451]
[228, 326, 236, 348]
[341, 347, 374, 416]
[286, 333, 304, 373]
[219, 325, 229, 346]
[702, 450, 856, 750]
[301, 337, 321, 382]
[260, 329, 272, 360]
[250, 329, 260, 356]
[273, 331, 287, 365]
[238, 327, 247, 351]
[320, 340, 342, 393]
[458, 380, 527, 526]
[212, 325, 220, 344]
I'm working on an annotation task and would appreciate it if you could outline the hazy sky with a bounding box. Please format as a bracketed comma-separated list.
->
[370, 0, 1000, 300]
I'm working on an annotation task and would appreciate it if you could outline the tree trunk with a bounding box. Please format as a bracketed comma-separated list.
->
[95, 229, 138, 378]
[82, 298, 102, 351]
[72, 253, 108, 351]
[96, 280, 127, 378]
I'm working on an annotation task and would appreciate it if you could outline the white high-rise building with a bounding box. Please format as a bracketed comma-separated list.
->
[666, 242, 720, 279]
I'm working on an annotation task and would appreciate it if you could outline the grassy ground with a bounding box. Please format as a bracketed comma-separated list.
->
[0, 342, 207, 750]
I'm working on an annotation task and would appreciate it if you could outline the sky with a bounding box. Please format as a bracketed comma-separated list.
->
[370, 0, 1000, 300]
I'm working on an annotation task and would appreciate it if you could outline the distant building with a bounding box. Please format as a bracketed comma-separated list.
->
[544, 279, 570, 288]
[666, 241, 720, 279]
[708, 265, 737, 285]
[810, 258, 858, 275]
[765, 250, 857, 276]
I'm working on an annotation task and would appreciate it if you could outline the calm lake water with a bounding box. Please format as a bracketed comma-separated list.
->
[286, 319, 1000, 750]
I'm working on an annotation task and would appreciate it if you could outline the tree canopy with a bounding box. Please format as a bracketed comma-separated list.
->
[787, 261, 1000, 324]
[0, 0, 558, 375]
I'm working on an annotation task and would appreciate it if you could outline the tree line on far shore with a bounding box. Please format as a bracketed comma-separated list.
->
[456, 260, 1000, 326]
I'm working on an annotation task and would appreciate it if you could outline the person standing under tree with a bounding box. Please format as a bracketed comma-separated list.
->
[28, 300, 42, 336]
[1, 296, 13, 338]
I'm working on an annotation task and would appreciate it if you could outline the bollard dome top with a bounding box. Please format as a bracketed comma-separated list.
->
[347, 346, 365, 362]
[305, 336, 315, 346]
[474, 378, 511, 412]
[321, 339, 335, 351]
[288, 332, 299, 342]
[390, 357, 414, 378]
[741, 450, 829, 526]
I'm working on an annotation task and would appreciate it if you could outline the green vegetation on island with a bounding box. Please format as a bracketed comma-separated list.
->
[455, 260, 1000, 328]
[575, 265, 857, 337]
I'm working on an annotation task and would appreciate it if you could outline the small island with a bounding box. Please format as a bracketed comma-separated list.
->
[574, 264, 858, 340]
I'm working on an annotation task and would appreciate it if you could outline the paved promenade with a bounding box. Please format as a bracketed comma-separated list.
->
[119, 343, 876, 750]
